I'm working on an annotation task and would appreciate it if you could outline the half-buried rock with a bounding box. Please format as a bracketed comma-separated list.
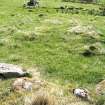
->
[82, 43, 105, 57]
[0, 63, 30, 79]
[12, 77, 32, 91]
[73, 88, 89, 99]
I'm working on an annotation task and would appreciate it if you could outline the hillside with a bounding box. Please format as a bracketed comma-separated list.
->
[0, 0, 105, 105]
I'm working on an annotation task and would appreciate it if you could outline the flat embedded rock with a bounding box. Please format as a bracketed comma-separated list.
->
[0, 63, 27, 78]
[12, 78, 32, 91]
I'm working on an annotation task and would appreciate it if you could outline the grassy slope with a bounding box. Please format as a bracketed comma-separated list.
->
[0, 0, 105, 104]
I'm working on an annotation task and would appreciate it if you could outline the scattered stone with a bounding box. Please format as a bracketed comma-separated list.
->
[73, 88, 89, 100]
[0, 63, 29, 79]
[24, 0, 39, 8]
[82, 43, 105, 57]
[28, 0, 39, 6]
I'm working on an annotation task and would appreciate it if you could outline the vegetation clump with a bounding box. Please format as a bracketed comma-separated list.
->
[32, 94, 55, 105]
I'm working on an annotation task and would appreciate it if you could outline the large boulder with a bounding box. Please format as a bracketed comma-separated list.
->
[0, 63, 29, 79]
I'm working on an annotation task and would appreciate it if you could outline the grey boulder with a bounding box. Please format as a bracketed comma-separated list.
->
[0, 63, 29, 78]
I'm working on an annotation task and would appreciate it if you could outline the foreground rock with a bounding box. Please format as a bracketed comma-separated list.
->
[12, 78, 32, 91]
[0, 63, 29, 79]
[12, 74, 45, 92]
[73, 88, 89, 100]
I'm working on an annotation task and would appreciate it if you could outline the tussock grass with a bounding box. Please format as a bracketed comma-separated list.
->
[32, 94, 55, 105]
[15, 30, 37, 41]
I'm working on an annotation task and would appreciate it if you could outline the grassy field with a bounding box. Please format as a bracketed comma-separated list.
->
[0, 0, 105, 104]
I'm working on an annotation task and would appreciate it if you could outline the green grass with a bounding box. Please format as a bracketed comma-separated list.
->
[0, 0, 105, 104]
